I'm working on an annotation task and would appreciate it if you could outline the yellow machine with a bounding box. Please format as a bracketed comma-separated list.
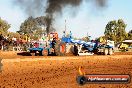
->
[119, 43, 129, 50]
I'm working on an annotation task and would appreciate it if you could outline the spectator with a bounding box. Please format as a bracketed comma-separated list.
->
[69, 31, 72, 38]
[51, 38, 56, 49]
[74, 43, 79, 56]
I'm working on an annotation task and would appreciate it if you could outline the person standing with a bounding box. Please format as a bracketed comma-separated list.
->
[74, 43, 79, 56]
[69, 31, 72, 38]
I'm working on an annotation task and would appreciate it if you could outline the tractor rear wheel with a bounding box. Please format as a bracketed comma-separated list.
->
[55, 42, 66, 56]
[59, 43, 66, 56]
[54, 42, 60, 56]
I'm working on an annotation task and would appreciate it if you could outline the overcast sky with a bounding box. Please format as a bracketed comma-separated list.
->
[0, 0, 132, 39]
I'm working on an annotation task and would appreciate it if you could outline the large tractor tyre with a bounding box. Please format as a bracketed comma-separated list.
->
[54, 42, 66, 56]
[54, 42, 60, 56]
[59, 43, 66, 56]
[104, 48, 108, 55]
[42, 49, 48, 56]
[108, 48, 113, 55]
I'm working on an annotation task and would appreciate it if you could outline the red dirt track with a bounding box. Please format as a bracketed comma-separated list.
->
[0, 51, 132, 88]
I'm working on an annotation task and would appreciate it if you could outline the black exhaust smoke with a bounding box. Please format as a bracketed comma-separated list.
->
[14, 0, 108, 34]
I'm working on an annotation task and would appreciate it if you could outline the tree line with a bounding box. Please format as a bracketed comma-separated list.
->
[0, 17, 132, 42]
[104, 19, 132, 43]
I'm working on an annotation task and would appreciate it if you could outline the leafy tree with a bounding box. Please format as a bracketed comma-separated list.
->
[81, 37, 90, 42]
[97, 36, 106, 43]
[19, 16, 56, 40]
[7, 32, 20, 40]
[19, 16, 44, 40]
[104, 19, 127, 43]
[19, 16, 37, 35]
[0, 18, 10, 35]
[116, 19, 127, 42]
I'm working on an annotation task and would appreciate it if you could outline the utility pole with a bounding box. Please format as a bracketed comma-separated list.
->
[65, 19, 66, 33]
[64, 19, 67, 37]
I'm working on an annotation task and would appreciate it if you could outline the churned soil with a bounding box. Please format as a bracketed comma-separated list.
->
[0, 51, 132, 88]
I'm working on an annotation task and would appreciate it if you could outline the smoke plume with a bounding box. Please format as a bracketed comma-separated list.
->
[46, 0, 82, 14]
[14, 0, 108, 34]
[94, 0, 107, 7]
[45, 0, 82, 34]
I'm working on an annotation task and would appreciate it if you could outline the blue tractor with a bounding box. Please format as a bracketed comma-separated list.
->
[28, 32, 73, 56]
